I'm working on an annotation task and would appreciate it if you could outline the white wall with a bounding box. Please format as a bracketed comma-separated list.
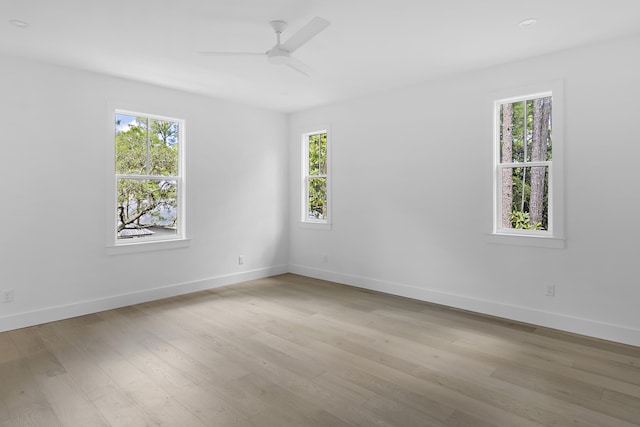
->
[289, 35, 640, 346]
[0, 55, 289, 331]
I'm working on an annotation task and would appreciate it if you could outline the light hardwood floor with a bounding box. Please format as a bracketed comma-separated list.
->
[1, 274, 639, 426]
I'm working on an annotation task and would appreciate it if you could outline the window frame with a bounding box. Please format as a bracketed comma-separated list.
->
[107, 108, 188, 254]
[301, 129, 331, 227]
[490, 81, 565, 248]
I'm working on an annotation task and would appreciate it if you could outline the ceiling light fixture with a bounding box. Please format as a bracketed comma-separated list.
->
[518, 18, 537, 28]
[9, 19, 29, 28]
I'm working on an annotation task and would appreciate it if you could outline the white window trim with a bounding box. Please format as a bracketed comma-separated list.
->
[301, 128, 331, 228]
[490, 80, 565, 248]
[106, 107, 189, 255]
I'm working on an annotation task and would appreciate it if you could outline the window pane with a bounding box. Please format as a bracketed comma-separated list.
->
[307, 177, 327, 220]
[500, 166, 549, 230]
[499, 101, 524, 164]
[117, 178, 178, 240]
[308, 134, 321, 175]
[534, 96, 553, 160]
[115, 114, 148, 174]
[318, 132, 327, 174]
[500, 97, 552, 164]
[149, 119, 179, 176]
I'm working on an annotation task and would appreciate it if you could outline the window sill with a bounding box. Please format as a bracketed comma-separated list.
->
[106, 238, 191, 255]
[487, 233, 564, 249]
[298, 221, 332, 231]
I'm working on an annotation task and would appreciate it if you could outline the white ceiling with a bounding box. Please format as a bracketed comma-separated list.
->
[2, 0, 640, 112]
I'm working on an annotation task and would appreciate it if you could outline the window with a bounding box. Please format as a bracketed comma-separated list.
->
[492, 81, 564, 247]
[113, 110, 185, 244]
[302, 130, 329, 223]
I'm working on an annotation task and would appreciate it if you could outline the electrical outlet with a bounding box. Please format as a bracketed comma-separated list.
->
[238, 255, 245, 265]
[2, 289, 13, 303]
[545, 284, 555, 297]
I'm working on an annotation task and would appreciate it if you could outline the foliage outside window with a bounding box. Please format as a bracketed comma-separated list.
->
[114, 111, 184, 242]
[495, 93, 553, 235]
[303, 131, 329, 222]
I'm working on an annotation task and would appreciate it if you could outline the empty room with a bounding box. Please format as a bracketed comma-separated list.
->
[1, 1, 639, 426]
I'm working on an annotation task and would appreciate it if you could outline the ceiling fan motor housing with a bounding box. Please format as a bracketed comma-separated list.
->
[267, 46, 290, 65]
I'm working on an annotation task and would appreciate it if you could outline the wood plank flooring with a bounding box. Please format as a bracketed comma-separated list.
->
[1, 273, 639, 426]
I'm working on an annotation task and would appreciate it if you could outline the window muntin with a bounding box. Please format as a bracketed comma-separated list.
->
[114, 111, 184, 242]
[495, 93, 553, 235]
[302, 131, 329, 222]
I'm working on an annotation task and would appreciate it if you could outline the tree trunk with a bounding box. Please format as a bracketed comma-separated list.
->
[529, 97, 550, 227]
[501, 103, 513, 228]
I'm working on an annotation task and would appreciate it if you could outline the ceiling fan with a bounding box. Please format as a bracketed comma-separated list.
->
[200, 17, 330, 77]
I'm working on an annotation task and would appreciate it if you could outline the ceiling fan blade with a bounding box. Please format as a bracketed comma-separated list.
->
[281, 17, 329, 53]
[199, 52, 265, 57]
[286, 57, 312, 77]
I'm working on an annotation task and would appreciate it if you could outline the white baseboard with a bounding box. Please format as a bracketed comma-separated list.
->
[3, 263, 638, 347]
[289, 264, 640, 347]
[0, 265, 288, 333]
